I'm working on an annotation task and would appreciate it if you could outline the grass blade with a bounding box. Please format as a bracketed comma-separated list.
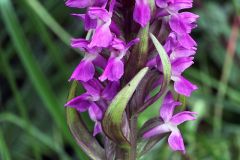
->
[0, 129, 11, 160]
[23, 0, 71, 46]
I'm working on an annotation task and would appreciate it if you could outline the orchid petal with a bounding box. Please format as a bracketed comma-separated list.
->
[173, 76, 198, 97]
[170, 111, 197, 125]
[168, 131, 186, 154]
[69, 59, 95, 82]
[133, 0, 151, 27]
[99, 57, 124, 81]
[160, 92, 181, 122]
[143, 124, 170, 138]
[88, 22, 113, 48]
[65, 93, 92, 112]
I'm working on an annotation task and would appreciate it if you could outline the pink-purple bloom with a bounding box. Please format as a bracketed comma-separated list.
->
[144, 92, 197, 153]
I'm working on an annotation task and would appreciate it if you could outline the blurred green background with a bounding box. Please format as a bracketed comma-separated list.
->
[0, 0, 240, 159]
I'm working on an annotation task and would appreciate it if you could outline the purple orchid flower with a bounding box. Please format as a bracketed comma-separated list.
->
[133, 0, 151, 27]
[144, 92, 197, 153]
[65, 79, 120, 135]
[99, 37, 139, 81]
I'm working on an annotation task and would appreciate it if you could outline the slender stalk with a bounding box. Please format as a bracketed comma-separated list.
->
[0, 128, 11, 160]
[213, 16, 239, 136]
[137, 24, 150, 70]
[129, 115, 138, 160]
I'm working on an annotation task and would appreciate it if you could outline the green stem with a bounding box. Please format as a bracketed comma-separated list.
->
[129, 115, 138, 160]
[137, 24, 150, 70]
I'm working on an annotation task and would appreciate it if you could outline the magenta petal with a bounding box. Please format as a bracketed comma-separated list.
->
[93, 54, 107, 69]
[155, 0, 169, 8]
[88, 103, 103, 121]
[133, 0, 151, 27]
[160, 92, 182, 122]
[84, 13, 98, 30]
[99, 57, 124, 81]
[171, 0, 193, 11]
[88, 22, 113, 48]
[173, 76, 198, 97]
[170, 47, 196, 59]
[171, 57, 194, 76]
[93, 0, 108, 7]
[164, 32, 178, 54]
[178, 34, 197, 49]
[69, 60, 95, 82]
[71, 38, 89, 49]
[170, 12, 198, 34]
[143, 124, 170, 138]
[169, 14, 188, 34]
[93, 122, 102, 136]
[82, 79, 103, 98]
[65, 0, 91, 8]
[170, 111, 197, 125]
[168, 131, 186, 154]
[88, 7, 111, 22]
[102, 81, 120, 100]
[111, 37, 127, 51]
[65, 94, 92, 112]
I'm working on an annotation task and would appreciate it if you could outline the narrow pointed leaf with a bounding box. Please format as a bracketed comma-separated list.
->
[102, 67, 149, 148]
[137, 117, 166, 157]
[66, 81, 106, 160]
[150, 33, 171, 93]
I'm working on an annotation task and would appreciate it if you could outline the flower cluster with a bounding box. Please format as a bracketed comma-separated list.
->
[65, 0, 198, 155]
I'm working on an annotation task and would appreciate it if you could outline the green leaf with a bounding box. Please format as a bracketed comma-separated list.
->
[149, 33, 171, 93]
[102, 67, 149, 148]
[66, 81, 105, 160]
